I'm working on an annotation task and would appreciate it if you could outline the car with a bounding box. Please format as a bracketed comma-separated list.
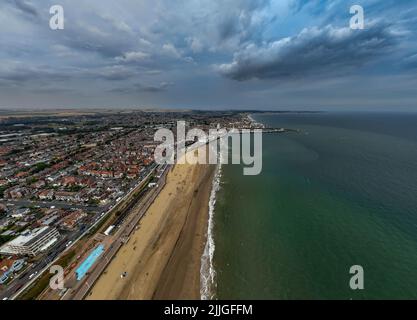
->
[59, 288, 68, 297]
[121, 272, 128, 278]
[0, 274, 9, 285]
[11, 259, 25, 272]
[14, 283, 24, 291]
[66, 241, 73, 247]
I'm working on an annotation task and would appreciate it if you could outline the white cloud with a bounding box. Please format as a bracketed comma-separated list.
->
[116, 51, 150, 63]
[162, 43, 182, 58]
[186, 37, 204, 53]
[218, 22, 398, 80]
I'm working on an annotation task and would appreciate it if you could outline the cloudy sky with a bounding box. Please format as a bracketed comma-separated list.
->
[1, 0, 417, 110]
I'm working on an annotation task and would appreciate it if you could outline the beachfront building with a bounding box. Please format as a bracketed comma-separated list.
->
[0, 226, 60, 256]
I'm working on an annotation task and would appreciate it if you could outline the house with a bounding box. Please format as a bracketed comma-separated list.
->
[58, 210, 87, 230]
[0, 217, 13, 230]
[5, 187, 30, 199]
[0, 203, 7, 213]
[61, 176, 77, 187]
[38, 189, 54, 200]
[78, 177, 94, 187]
[114, 171, 124, 179]
[15, 171, 30, 180]
[0, 257, 15, 275]
[74, 189, 90, 203]
[38, 213, 60, 226]
[11, 208, 30, 219]
[99, 171, 113, 178]
[54, 191, 77, 202]
[31, 180, 46, 189]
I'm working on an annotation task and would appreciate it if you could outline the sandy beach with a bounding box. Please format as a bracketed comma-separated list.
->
[87, 153, 216, 300]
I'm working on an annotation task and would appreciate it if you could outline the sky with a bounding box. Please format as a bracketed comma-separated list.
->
[0, 0, 417, 111]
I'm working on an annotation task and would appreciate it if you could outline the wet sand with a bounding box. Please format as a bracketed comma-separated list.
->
[87, 157, 216, 300]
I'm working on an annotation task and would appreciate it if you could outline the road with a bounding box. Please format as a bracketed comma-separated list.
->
[0, 165, 157, 300]
[66, 165, 169, 300]
[1, 199, 103, 212]
[0, 168, 155, 213]
[0, 229, 83, 300]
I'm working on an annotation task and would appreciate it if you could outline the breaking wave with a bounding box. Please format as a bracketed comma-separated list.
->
[200, 163, 221, 300]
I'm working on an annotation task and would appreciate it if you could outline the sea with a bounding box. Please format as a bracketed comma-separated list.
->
[203, 111, 417, 300]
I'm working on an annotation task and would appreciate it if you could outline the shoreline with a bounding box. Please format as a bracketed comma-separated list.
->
[200, 163, 221, 300]
[247, 113, 265, 129]
[152, 163, 216, 299]
[87, 151, 216, 299]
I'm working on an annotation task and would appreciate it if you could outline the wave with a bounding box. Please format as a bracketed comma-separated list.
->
[200, 115, 264, 299]
[200, 162, 222, 300]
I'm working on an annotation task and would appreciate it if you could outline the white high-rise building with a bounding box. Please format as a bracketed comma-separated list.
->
[0, 226, 60, 256]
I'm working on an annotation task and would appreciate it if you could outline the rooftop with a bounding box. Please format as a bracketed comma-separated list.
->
[1, 226, 50, 247]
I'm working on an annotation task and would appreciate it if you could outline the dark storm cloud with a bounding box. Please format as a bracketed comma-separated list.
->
[59, 19, 136, 58]
[0, 63, 70, 83]
[0, 62, 135, 86]
[218, 0, 268, 38]
[404, 53, 417, 69]
[218, 17, 239, 41]
[109, 82, 173, 94]
[0, 0, 416, 109]
[218, 22, 398, 81]
[8, 0, 40, 18]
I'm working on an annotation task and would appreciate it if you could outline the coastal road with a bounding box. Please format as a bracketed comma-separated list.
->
[1, 166, 157, 300]
[0, 224, 89, 300]
[67, 166, 169, 300]
[1, 199, 103, 212]
[0, 234, 76, 300]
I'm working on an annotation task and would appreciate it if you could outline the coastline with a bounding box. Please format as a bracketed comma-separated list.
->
[152, 163, 216, 299]
[87, 150, 216, 300]
[200, 163, 221, 300]
[247, 113, 265, 129]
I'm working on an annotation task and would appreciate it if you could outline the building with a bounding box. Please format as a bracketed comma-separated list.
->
[59, 210, 87, 230]
[11, 208, 30, 219]
[5, 187, 30, 199]
[38, 189, 54, 200]
[0, 226, 60, 256]
[54, 191, 77, 201]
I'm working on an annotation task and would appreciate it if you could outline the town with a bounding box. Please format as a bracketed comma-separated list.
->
[0, 109, 259, 299]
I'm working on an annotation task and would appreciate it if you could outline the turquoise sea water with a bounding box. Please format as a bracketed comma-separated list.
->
[213, 112, 417, 299]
